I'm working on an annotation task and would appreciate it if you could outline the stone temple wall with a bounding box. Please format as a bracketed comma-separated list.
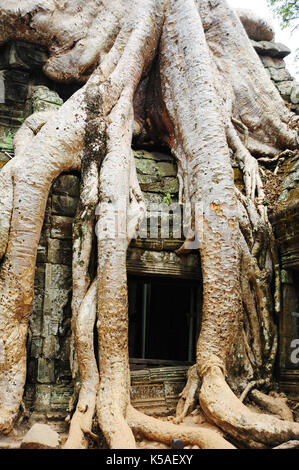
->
[0, 35, 298, 424]
[271, 155, 299, 398]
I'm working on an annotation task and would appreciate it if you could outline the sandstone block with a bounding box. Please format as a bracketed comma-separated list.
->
[52, 174, 80, 197]
[52, 194, 78, 217]
[268, 67, 292, 82]
[20, 424, 60, 449]
[50, 215, 73, 239]
[290, 83, 299, 105]
[276, 81, 295, 101]
[251, 40, 291, 58]
[47, 238, 72, 265]
[37, 357, 55, 384]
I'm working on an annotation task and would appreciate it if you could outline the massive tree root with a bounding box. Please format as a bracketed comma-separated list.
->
[0, 0, 298, 448]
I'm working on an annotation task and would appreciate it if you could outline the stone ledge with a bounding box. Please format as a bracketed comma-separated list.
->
[251, 40, 291, 58]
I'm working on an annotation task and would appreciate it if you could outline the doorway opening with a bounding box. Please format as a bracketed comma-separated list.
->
[128, 275, 201, 369]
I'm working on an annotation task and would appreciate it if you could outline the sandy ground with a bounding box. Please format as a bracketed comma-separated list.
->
[1, 401, 298, 449]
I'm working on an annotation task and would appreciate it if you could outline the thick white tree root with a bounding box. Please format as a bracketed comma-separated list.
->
[0, 0, 298, 449]
[126, 406, 235, 449]
[199, 366, 299, 448]
[0, 92, 83, 432]
[64, 281, 98, 449]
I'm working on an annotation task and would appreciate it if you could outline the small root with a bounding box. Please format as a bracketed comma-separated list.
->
[239, 379, 269, 403]
[175, 365, 199, 424]
[16, 401, 27, 427]
[65, 379, 80, 422]
[250, 390, 294, 422]
[232, 117, 249, 148]
[82, 429, 98, 440]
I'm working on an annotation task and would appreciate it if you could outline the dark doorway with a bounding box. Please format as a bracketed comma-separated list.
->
[128, 276, 200, 367]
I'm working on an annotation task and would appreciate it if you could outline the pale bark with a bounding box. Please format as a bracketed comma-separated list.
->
[64, 280, 98, 449]
[0, 93, 83, 431]
[0, 0, 298, 449]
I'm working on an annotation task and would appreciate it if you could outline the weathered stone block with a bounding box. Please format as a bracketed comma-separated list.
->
[137, 174, 158, 185]
[268, 67, 292, 82]
[2, 69, 29, 103]
[143, 192, 165, 206]
[50, 386, 73, 409]
[42, 334, 60, 359]
[33, 384, 52, 411]
[43, 291, 71, 324]
[52, 194, 78, 217]
[30, 337, 43, 359]
[55, 361, 71, 383]
[51, 215, 73, 239]
[31, 86, 63, 112]
[260, 56, 285, 69]
[276, 81, 295, 101]
[30, 297, 43, 337]
[135, 158, 177, 178]
[34, 264, 45, 290]
[0, 104, 24, 127]
[5, 41, 48, 71]
[139, 176, 179, 194]
[48, 238, 72, 265]
[37, 358, 55, 384]
[44, 263, 72, 291]
[134, 149, 173, 161]
[28, 411, 47, 426]
[31, 265, 45, 336]
[46, 410, 68, 421]
[281, 269, 294, 285]
[290, 83, 299, 105]
[20, 424, 60, 449]
[37, 244, 47, 263]
[23, 383, 36, 408]
[251, 40, 291, 58]
[57, 321, 72, 361]
[52, 174, 80, 197]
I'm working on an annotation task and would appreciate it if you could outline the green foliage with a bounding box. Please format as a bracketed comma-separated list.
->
[0, 129, 17, 148]
[162, 192, 172, 206]
[267, 0, 299, 28]
[155, 166, 162, 180]
[17, 116, 24, 125]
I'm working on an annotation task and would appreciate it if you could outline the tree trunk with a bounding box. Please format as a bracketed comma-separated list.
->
[0, 0, 298, 448]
